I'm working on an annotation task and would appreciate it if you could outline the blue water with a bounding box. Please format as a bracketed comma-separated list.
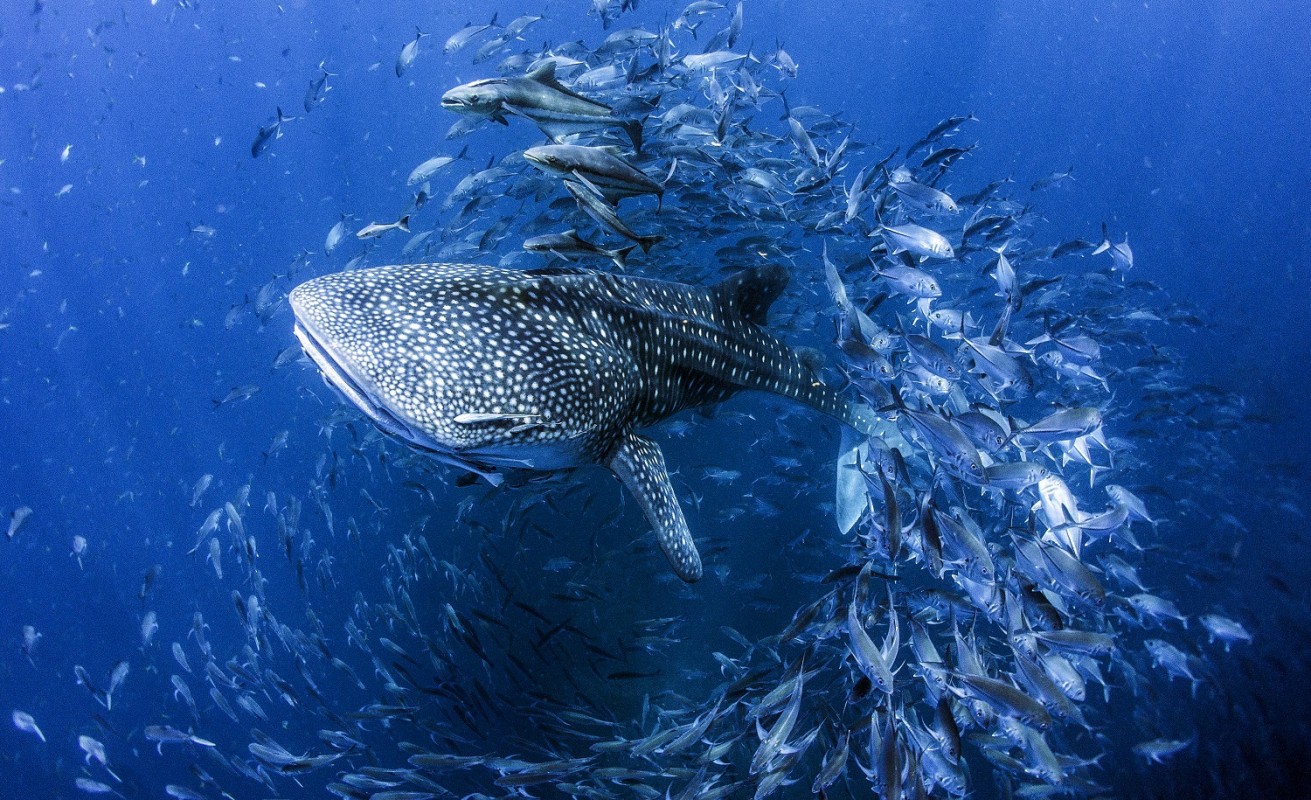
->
[3, 1, 1309, 798]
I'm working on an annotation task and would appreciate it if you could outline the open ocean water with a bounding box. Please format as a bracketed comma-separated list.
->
[3, 1, 1309, 798]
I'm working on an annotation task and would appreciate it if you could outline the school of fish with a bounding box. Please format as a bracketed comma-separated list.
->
[9, 3, 1281, 800]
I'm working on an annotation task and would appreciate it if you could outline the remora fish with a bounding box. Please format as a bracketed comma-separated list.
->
[523, 144, 663, 205]
[523, 229, 636, 271]
[562, 180, 663, 253]
[290, 263, 884, 581]
[441, 62, 642, 149]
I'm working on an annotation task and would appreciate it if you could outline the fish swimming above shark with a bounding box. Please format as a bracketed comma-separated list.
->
[441, 61, 643, 149]
[289, 262, 886, 582]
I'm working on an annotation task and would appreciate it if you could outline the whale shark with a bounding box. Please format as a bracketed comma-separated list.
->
[289, 262, 883, 582]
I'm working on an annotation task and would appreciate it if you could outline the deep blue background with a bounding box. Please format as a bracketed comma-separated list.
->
[2, 0, 1308, 797]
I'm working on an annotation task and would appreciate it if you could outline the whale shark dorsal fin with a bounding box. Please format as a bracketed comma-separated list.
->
[606, 430, 702, 583]
[714, 264, 789, 326]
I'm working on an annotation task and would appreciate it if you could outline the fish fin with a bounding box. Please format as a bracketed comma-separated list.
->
[521, 61, 613, 111]
[1091, 222, 1111, 254]
[624, 119, 644, 152]
[610, 244, 636, 271]
[569, 169, 622, 205]
[606, 431, 702, 582]
[536, 119, 599, 141]
[525, 60, 559, 85]
[714, 264, 789, 326]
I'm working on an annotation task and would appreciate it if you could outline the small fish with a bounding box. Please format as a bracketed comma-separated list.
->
[189, 474, 213, 507]
[355, 215, 411, 239]
[888, 166, 959, 214]
[1132, 736, 1193, 764]
[324, 215, 349, 255]
[523, 229, 635, 270]
[21, 625, 40, 660]
[213, 384, 261, 407]
[250, 107, 295, 158]
[74, 778, 115, 795]
[395, 27, 427, 78]
[208, 537, 223, 579]
[77, 735, 120, 782]
[1091, 222, 1133, 270]
[70, 534, 88, 568]
[144, 725, 216, 752]
[880, 222, 955, 260]
[444, 14, 498, 55]
[141, 610, 159, 647]
[11, 710, 44, 742]
[562, 180, 662, 253]
[303, 63, 335, 113]
[1031, 166, 1074, 191]
[407, 147, 466, 186]
[172, 641, 191, 673]
[106, 660, 129, 709]
[1199, 614, 1252, 651]
[7, 506, 33, 539]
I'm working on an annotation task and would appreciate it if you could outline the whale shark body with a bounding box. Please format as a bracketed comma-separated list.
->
[289, 262, 880, 582]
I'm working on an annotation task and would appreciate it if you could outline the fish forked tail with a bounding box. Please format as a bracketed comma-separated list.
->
[637, 233, 664, 254]
[623, 119, 644, 153]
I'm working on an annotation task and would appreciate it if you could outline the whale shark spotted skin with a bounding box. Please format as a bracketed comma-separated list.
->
[289, 262, 880, 582]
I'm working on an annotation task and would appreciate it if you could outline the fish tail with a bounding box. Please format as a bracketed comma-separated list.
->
[623, 119, 644, 152]
[611, 244, 636, 271]
[636, 233, 663, 253]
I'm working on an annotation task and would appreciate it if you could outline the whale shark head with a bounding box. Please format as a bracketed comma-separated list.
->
[290, 262, 879, 583]
[289, 263, 628, 480]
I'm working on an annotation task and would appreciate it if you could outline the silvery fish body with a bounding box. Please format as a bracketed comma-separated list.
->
[441, 62, 641, 148]
[290, 262, 880, 581]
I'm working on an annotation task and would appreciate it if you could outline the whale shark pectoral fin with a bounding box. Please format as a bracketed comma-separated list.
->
[606, 430, 703, 583]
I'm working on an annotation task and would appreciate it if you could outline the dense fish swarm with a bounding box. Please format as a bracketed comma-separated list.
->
[10, 3, 1278, 800]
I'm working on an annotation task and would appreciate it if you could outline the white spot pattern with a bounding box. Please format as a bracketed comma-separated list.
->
[288, 262, 868, 580]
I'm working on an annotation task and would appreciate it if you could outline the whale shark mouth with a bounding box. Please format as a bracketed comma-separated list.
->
[292, 319, 422, 444]
[291, 317, 508, 486]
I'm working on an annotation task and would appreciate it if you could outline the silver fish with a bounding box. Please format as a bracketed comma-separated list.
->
[395, 27, 427, 78]
[355, 215, 410, 240]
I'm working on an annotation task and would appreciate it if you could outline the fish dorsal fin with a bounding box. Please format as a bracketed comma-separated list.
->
[521, 61, 612, 112]
[526, 60, 562, 87]
[714, 264, 789, 326]
[606, 431, 702, 583]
